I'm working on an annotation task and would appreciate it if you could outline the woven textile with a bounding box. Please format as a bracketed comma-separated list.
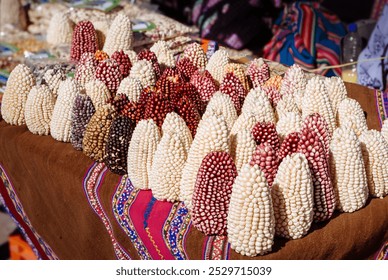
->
[0, 164, 58, 260]
[263, 1, 346, 77]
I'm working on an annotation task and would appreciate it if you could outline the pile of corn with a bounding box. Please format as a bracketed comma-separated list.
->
[1, 13, 388, 257]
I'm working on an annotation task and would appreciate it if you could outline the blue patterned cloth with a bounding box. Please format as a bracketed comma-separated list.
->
[357, 4, 388, 90]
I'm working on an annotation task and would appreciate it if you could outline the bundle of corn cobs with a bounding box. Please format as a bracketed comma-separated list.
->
[1, 13, 388, 257]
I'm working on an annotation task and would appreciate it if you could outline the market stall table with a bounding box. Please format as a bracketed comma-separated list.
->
[0, 83, 387, 260]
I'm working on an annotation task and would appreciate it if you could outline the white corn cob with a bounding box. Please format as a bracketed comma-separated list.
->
[1, 64, 35, 125]
[227, 164, 275, 256]
[279, 64, 307, 110]
[272, 153, 314, 239]
[46, 12, 74, 46]
[206, 49, 229, 85]
[302, 76, 336, 134]
[149, 132, 187, 202]
[124, 50, 138, 63]
[182, 42, 208, 69]
[231, 129, 256, 173]
[127, 119, 161, 190]
[276, 112, 301, 140]
[381, 120, 388, 143]
[276, 94, 300, 120]
[324, 76, 347, 117]
[230, 113, 261, 137]
[50, 79, 80, 142]
[242, 88, 276, 123]
[150, 40, 176, 68]
[43, 69, 66, 98]
[330, 126, 368, 212]
[359, 130, 388, 198]
[337, 97, 367, 137]
[180, 115, 229, 210]
[25, 85, 56, 136]
[84, 79, 111, 109]
[129, 60, 156, 88]
[116, 77, 143, 103]
[103, 13, 133, 55]
[161, 112, 192, 153]
[229, 113, 260, 167]
[202, 92, 237, 131]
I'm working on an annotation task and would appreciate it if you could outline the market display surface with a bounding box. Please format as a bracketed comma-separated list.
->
[0, 3, 388, 260]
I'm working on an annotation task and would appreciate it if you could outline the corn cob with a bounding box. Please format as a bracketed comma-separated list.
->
[176, 57, 198, 81]
[104, 115, 136, 175]
[278, 132, 301, 162]
[220, 72, 245, 113]
[84, 79, 112, 110]
[46, 12, 74, 46]
[276, 112, 301, 140]
[202, 92, 237, 131]
[127, 119, 161, 190]
[330, 126, 368, 212]
[272, 153, 314, 239]
[227, 164, 275, 256]
[231, 129, 256, 173]
[150, 40, 176, 69]
[25, 85, 56, 136]
[129, 60, 156, 88]
[50, 79, 80, 142]
[75, 52, 98, 89]
[192, 151, 237, 235]
[95, 59, 123, 94]
[324, 76, 347, 117]
[250, 142, 279, 188]
[264, 75, 282, 90]
[302, 76, 336, 134]
[150, 131, 187, 202]
[82, 104, 116, 162]
[116, 77, 142, 103]
[70, 93, 95, 150]
[359, 130, 388, 198]
[111, 50, 132, 78]
[1, 64, 35, 126]
[246, 58, 270, 88]
[161, 112, 193, 152]
[276, 94, 300, 120]
[43, 68, 66, 98]
[242, 88, 276, 124]
[182, 42, 208, 69]
[70, 21, 98, 62]
[224, 63, 250, 92]
[302, 113, 331, 160]
[190, 69, 218, 102]
[262, 86, 281, 108]
[298, 127, 336, 222]
[206, 49, 229, 85]
[137, 50, 161, 79]
[279, 64, 307, 110]
[337, 97, 367, 137]
[103, 13, 133, 56]
[251, 121, 281, 153]
[180, 114, 229, 210]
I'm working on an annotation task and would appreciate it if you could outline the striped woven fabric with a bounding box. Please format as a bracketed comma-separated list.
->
[373, 89, 388, 127]
[263, 1, 346, 77]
